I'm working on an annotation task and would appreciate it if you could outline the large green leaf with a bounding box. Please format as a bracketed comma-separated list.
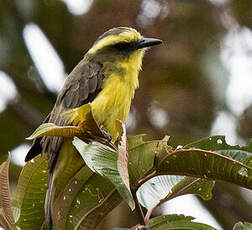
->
[0, 156, 16, 230]
[15, 155, 48, 230]
[137, 175, 214, 210]
[185, 136, 252, 166]
[127, 137, 161, 186]
[72, 137, 135, 210]
[127, 134, 147, 149]
[52, 139, 85, 201]
[156, 148, 252, 189]
[26, 123, 81, 140]
[52, 164, 121, 230]
[131, 215, 216, 230]
[26, 104, 108, 144]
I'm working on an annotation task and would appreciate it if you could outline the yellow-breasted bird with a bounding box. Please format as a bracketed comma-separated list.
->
[25, 27, 162, 228]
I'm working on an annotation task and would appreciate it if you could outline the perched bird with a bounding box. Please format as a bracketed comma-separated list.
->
[25, 27, 162, 228]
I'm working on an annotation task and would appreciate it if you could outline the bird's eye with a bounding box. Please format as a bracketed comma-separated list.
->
[113, 42, 135, 51]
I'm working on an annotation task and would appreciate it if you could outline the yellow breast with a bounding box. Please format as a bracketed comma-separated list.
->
[91, 50, 143, 142]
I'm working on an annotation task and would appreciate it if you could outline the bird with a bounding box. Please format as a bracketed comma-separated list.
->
[25, 27, 162, 228]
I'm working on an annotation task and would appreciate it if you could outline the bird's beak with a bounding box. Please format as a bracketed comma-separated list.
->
[135, 38, 162, 49]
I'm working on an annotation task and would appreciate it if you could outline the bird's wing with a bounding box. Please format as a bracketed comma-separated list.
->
[25, 61, 105, 170]
[56, 61, 104, 109]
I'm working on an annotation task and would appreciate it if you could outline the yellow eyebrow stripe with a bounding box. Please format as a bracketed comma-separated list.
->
[88, 30, 142, 54]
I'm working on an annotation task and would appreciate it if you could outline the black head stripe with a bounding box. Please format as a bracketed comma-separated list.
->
[112, 42, 137, 51]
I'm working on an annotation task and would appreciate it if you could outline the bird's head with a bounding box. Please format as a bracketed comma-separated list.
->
[85, 27, 162, 66]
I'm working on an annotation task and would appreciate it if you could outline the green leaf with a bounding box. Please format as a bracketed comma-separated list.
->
[15, 155, 49, 230]
[51, 139, 85, 201]
[233, 222, 252, 230]
[73, 137, 135, 210]
[157, 148, 252, 190]
[128, 138, 159, 185]
[52, 165, 121, 230]
[137, 175, 214, 210]
[131, 214, 216, 230]
[185, 135, 252, 166]
[26, 123, 81, 140]
[137, 175, 182, 210]
[0, 156, 16, 230]
[127, 134, 147, 149]
[171, 176, 214, 200]
[26, 103, 108, 142]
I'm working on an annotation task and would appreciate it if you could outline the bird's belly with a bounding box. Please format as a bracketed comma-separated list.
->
[91, 76, 133, 142]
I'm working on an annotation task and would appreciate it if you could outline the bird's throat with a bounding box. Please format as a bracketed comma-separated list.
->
[91, 50, 144, 142]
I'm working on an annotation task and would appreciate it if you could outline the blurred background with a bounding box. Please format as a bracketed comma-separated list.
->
[0, 0, 252, 229]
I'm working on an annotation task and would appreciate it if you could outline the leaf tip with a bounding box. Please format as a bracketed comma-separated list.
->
[25, 135, 34, 140]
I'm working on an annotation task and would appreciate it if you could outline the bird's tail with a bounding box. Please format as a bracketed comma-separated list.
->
[25, 138, 43, 162]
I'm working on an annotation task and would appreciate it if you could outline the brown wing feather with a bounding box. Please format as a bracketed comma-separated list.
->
[25, 60, 105, 171]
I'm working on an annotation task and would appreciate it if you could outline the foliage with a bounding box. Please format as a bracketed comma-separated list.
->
[0, 156, 15, 230]
[1, 131, 252, 229]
